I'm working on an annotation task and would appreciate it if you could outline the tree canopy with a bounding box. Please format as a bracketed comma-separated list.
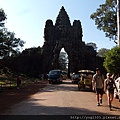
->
[90, 0, 117, 44]
[59, 51, 68, 71]
[0, 8, 6, 27]
[103, 47, 120, 75]
[97, 48, 109, 57]
[0, 8, 25, 58]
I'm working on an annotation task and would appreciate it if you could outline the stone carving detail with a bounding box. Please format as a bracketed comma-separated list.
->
[42, 6, 96, 75]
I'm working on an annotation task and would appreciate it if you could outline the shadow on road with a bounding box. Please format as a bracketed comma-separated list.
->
[112, 105, 120, 110]
[3, 100, 115, 115]
[2, 79, 120, 115]
[43, 80, 92, 92]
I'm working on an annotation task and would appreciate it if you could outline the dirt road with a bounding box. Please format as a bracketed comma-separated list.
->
[2, 80, 120, 115]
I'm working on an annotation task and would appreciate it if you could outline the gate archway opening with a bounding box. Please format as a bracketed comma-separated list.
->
[59, 48, 68, 71]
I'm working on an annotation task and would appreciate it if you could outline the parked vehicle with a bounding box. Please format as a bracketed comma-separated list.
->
[72, 74, 80, 84]
[114, 77, 120, 102]
[62, 71, 67, 80]
[78, 70, 94, 91]
[48, 69, 63, 84]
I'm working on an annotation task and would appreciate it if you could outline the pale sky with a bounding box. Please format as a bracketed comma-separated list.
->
[0, 0, 117, 51]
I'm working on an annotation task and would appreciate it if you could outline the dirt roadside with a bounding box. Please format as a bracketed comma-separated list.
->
[0, 80, 48, 114]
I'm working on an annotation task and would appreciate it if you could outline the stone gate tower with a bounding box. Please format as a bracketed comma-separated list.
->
[42, 6, 96, 75]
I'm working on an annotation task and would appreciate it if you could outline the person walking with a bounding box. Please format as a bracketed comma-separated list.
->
[16, 76, 21, 89]
[92, 68, 104, 106]
[104, 73, 118, 110]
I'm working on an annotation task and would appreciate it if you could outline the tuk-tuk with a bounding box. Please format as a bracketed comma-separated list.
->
[78, 70, 94, 91]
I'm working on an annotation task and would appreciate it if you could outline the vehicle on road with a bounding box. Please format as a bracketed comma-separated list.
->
[78, 70, 94, 91]
[114, 77, 120, 102]
[72, 74, 80, 84]
[48, 69, 63, 84]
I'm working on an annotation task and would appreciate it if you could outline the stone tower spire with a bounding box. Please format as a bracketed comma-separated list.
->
[55, 6, 71, 27]
[42, 6, 96, 74]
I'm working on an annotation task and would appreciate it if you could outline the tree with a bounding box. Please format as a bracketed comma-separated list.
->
[0, 8, 25, 58]
[97, 48, 109, 57]
[103, 47, 120, 75]
[90, 0, 117, 44]
[0, 8, 7, 57]
[59, 51, 68, 71]
[0, 8, 7, 27]
[1, 29, 25, 57]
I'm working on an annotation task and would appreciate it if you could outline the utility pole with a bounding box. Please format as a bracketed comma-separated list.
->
[117, 0, 120, 47]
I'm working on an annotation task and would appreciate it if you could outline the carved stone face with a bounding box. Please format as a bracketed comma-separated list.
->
[58, 25, 65, 30]
[45, 19, 53, 27]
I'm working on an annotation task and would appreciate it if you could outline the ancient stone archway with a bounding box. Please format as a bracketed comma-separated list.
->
[42, 6, 96, 75]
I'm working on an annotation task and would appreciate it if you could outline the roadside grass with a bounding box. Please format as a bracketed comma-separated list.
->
[0, 72, 44, 90]
[0, 64, 48, 90]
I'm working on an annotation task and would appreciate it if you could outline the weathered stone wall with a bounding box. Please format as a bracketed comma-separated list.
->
[42, 6, 97, 75]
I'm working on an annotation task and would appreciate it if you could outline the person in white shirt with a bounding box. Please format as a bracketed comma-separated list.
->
[92, 68, 104, 106]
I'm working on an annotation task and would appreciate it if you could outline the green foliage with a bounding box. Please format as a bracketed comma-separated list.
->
[0, 29, 25, 57]
[90, 0, 117, 44]
[0, 8, 25, 58]
[0, 8, 7, 57]
[59, 51, 68, 71]
[103, 47, 120, 75]
[0, 8, 7, 27]
[97, 48, 110, 57]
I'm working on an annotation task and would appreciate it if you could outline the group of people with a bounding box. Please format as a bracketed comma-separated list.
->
[92, 68, 118, 110]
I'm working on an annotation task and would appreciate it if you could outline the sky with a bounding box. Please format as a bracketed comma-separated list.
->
[0, 0, 117, 51]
